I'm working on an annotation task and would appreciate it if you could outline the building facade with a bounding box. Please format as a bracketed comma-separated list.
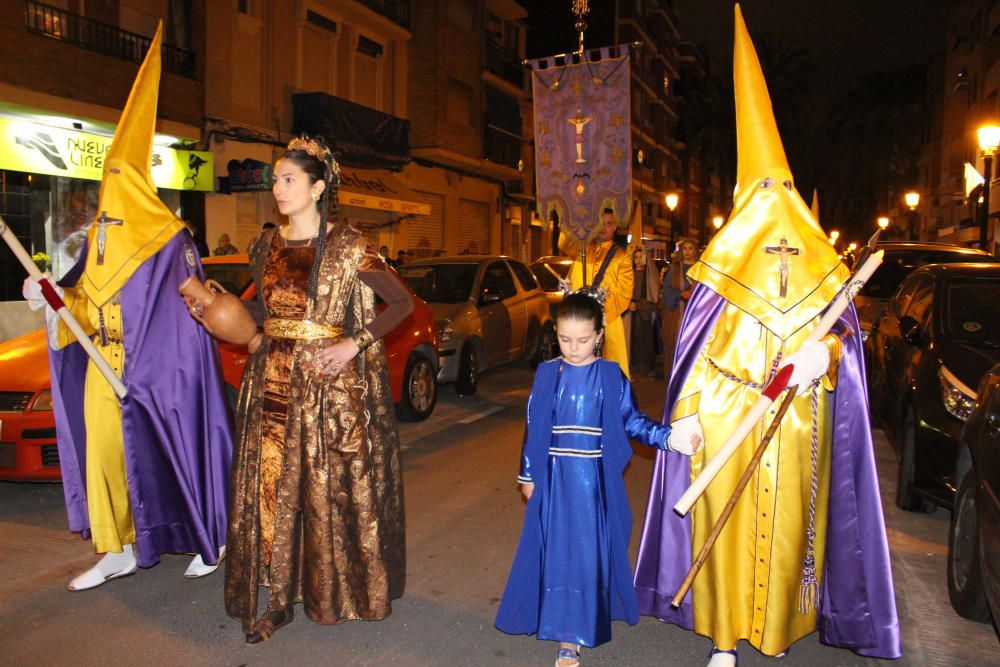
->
[920, 0, 1000, 252]
[203, 0, 416, 255]
[406, 0, 534, 260]
[204, 0, 534, 263]
[615, 0, 682, 260]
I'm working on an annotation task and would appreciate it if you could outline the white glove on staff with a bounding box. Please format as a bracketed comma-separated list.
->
[23, 275, 64, 350]
[668, 413, 704, 456]
[22, 275, 50, 311]
[779, 339, 830, 396]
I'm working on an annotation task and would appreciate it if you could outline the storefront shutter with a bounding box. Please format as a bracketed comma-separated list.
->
[457, 198, 490, 255]
[406, 190, 445, 257]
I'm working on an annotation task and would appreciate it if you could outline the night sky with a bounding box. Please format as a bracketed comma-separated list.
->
[671, 0, 950, 99]
[521, 1, 950, 98]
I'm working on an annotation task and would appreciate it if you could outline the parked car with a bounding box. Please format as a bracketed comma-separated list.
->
[398, 255, 555, 396]
[948, 362, 1000, 626]
[856, 242, 996, 341]
[530, 255, 573, 319]
[0, 330, 59, 480]
[868, 262, 1000, 512]
[0, 254, 438, 481]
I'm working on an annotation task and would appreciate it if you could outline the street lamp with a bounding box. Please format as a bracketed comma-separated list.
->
[904, 191, 920, 241]
[665, 192, 680, 247]
[877, 216, 890, 231]
[712, 215, 724, 230]
[977, 124, 1000, 252]
[829, 229, 840, 247]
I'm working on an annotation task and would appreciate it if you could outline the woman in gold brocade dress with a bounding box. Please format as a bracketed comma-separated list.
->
[223, 136, 412, 643]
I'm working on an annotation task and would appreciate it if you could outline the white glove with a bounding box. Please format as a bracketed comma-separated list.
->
[780, 339, 830, 396]
[668, 413, 704, 456]
[22, 275, 52, 311]
[23, 275, 64, 349]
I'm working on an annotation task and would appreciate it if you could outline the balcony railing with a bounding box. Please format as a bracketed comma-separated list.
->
[25, 1, 196, 78]
[485, 124, 522, 171]
[485, 40, 523, 88]
[357, 0, 409, 28]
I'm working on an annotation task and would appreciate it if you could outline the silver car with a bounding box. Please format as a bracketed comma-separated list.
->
[398, 256, 556, 395]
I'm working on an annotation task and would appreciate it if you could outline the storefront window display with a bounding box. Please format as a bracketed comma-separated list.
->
[0, 170, 185, 301]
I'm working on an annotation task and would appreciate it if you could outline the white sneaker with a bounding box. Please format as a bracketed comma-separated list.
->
[67, 545, 137, 591]
[183, 545, 226, 579]
[707, 648, 737, 667]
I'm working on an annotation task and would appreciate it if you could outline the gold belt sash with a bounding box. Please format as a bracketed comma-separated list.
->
[263, 318, 341, 341]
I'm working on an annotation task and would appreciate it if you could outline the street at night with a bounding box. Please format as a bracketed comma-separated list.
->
[1, 363, 996, 666]
[3, 1, 1000, 665]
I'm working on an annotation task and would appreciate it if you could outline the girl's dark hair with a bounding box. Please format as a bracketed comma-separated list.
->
[557, 291, 604, 332]
[278, 135, 339, 314]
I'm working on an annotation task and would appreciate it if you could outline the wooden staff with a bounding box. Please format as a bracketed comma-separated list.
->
[672, 248, 884, 516]
[0, 216, 127, 399]
[671, 384, 799, 608]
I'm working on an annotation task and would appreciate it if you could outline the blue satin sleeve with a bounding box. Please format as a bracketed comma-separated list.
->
[619, 371, 670, 449]
[517, 384, 539, 484]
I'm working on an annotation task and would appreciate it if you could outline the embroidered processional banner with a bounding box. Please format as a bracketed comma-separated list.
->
[530, 45, 632, 242]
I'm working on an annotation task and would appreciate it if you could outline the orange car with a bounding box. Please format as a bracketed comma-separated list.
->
[0, 254, 438, 481]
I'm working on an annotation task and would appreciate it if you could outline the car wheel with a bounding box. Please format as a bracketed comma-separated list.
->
[395, 353, 438, 422]
[895, 408, 936, 513]
[455, 344, 479, 396]
[531, 323, 557, 368]
[947, 470, 991, 622]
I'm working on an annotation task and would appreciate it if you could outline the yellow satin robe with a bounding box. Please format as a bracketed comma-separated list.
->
[59, 290, 135, 554]
[570, 240, 634, 378]
[672, 304, 841, 655]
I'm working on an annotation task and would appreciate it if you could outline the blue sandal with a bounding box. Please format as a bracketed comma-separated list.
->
[555, 646, 580, 666]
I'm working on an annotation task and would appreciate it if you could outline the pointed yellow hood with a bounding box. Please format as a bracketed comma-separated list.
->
[81, 22, 184, 307]
[688, 5, 848, 341]
[733, 4, 791, 187]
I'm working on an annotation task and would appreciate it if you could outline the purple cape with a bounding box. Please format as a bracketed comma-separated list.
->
[50, 232, 232, 568]
[634, 284, 901, 659]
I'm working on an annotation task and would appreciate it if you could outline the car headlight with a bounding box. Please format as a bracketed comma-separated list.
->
[939, 366, 976, 422]
[436, 319, 453, 344]
[31, 388, 54, 411]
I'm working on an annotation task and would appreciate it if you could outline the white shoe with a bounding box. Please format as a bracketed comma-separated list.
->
[67, 545, 137, 591]
[707, 648, 737, 667]
[184, 545, 226, 579]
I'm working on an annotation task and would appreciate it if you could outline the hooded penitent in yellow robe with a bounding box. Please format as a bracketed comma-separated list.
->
[570, 239, 634, 378]
[55, 24, 184, 554]
[666, 6, 848, 655]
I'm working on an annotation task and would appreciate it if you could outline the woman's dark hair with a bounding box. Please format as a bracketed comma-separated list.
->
[557, 291, 605, 332]
[278, 135, 339, 313]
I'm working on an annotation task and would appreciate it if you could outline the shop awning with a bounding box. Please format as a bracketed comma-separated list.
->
[338, 167, 430, 215]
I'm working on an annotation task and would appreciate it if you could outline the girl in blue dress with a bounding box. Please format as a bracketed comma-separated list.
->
[495, 289, 699, 666]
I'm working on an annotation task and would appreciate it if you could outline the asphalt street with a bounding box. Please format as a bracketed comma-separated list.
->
[0, 361, 997, 666]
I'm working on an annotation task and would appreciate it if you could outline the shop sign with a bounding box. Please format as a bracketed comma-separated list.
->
[0, 117, 213, 191]
[338, 168, 431, 215]
[226, 158, 272, 192]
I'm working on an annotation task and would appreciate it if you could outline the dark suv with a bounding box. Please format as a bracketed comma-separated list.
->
[868, 263, 1000, 512]
[856, 242, 996, 341]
